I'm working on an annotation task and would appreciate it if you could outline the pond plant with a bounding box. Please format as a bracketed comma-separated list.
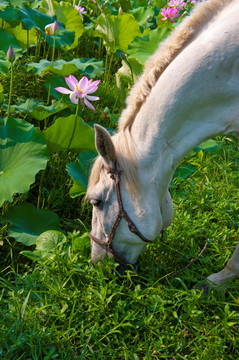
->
[0, 0, 238, 359]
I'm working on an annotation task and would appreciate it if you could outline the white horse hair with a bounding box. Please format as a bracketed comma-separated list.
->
[87, 0, 239, 288]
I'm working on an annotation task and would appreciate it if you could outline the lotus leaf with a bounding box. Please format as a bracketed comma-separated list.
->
[127, 27, 170, 65]
[43, 115, 96, 153]
[0, 84, 3, 103]
[0, 0, 9, 10]
[129, 6, 155, 26]
[9, 0, 28, 7]
[13, 99, 68, 121]
[0, 28, 22, 57]
[0, 2, 20, 25]
[0, 50, 10, 74]
[17, 5, 55, 30]
[94, 13, 142, 53]
[2, 204, 61, 246]
[174, 164, 197, 180]
[0, 117, 49, 207]
[194, 140, 220, 153]
[27, 58, 104, 78]
[4, 24, 37, 50]
[67, 151, 97, 197]
[117, 57, 143, 83]
[119, 0, 133, 12]
[36, 230, 66, 252]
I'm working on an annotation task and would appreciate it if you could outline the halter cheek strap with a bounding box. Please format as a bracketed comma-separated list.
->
[90, 167, 151, 265]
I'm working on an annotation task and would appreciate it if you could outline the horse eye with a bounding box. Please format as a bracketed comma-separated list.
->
[90, 199, 102, 207]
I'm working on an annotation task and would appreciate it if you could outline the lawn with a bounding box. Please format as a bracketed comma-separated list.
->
[0, 0, 239, 359]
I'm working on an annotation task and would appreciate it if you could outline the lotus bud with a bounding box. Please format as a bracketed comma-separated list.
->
[119, 51, 126, 60]
[45, 21, 59, 36]
[51, 20, 59, 35]
[45, 23, 52, 36]
[7, 46, 15, 63]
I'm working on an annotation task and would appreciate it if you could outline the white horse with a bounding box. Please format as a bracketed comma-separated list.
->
[86, 0, 239, 287]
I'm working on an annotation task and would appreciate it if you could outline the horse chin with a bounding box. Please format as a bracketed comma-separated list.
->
[91, 247, 139, 275]
[116, 262, 138, 275]
[91, 248, 112, 265]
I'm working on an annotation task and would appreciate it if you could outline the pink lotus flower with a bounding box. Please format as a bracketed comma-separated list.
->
[74, 5, 87, 18]
[161, 7, 180, 22]
[45, 20, 59, 36]
[168, 0, 186, 11]
[55, 75, 100, 111]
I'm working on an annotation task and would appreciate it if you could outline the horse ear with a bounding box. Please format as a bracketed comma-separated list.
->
[94, 124, 116, 167]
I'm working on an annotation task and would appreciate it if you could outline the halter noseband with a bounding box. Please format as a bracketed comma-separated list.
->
[90, 166, 151, 266]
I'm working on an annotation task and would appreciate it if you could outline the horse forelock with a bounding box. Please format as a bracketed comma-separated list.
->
[118, 0, 230, 131]
[86, 128, 139, 200]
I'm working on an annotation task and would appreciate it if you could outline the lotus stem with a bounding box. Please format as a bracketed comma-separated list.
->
[7, 63, 14, 118]
[67, 101, 80, 152]
[47, 34, 56, 105]
[37, 167, 47, 209]
[27, 29, 29, 55]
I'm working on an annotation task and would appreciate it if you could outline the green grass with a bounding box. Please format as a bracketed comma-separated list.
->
[0, 136, 238, 360]
[1, 2, 238, 358]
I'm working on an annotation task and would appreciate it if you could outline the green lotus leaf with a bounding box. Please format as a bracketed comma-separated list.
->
[0, 28, 22, 58]
[13, 99, 68, 121]
[2, 204, 61, 246]
[119, 0, 133, 12]
[153, 0, 168, 8]
[0, 2, 20, 25]
[194, 139, 220, 153]
[27, 58, 104, 78]
[41, 0, 85, 50]
[174, 164, 197, 180]
[0, 50, 10, 74]
[4, 23, 37, 50]
[9, 0, 28, 7]
[17, 5, 75, 50]
[0, 0, 9, 10]
[94, 13, 142, 53]
[117, 57, 143, 83]
[36, 230, 66, 252]
[127, 27, 170, 65]
[17, 5, 54, 30]
[43, 115, 96, 153]
[67, 151, 97, 197]
[131, 0, 151, 6]
[29, 0, 42, 8]
[129, 6, 155, 26]
[0, 83, 3, 103]
[71, 232, 90, 257]
[0, 117, 49, 207]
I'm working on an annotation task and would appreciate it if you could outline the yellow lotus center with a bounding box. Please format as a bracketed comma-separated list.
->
[76, 85, 83, 93]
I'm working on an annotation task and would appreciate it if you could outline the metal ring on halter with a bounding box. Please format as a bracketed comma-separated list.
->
[90, 165, 152, 266]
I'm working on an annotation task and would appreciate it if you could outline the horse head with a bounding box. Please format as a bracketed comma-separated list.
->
[86, 124, 173, 268]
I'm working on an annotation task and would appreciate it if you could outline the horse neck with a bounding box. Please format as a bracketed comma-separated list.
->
[130, 5, 239, 200]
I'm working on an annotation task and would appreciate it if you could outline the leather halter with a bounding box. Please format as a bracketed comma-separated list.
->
[90, 166, 151, 265]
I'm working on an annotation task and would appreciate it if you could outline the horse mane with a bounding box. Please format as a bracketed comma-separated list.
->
[118, 0, 230, 131]
[87, 0, 230, 199]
